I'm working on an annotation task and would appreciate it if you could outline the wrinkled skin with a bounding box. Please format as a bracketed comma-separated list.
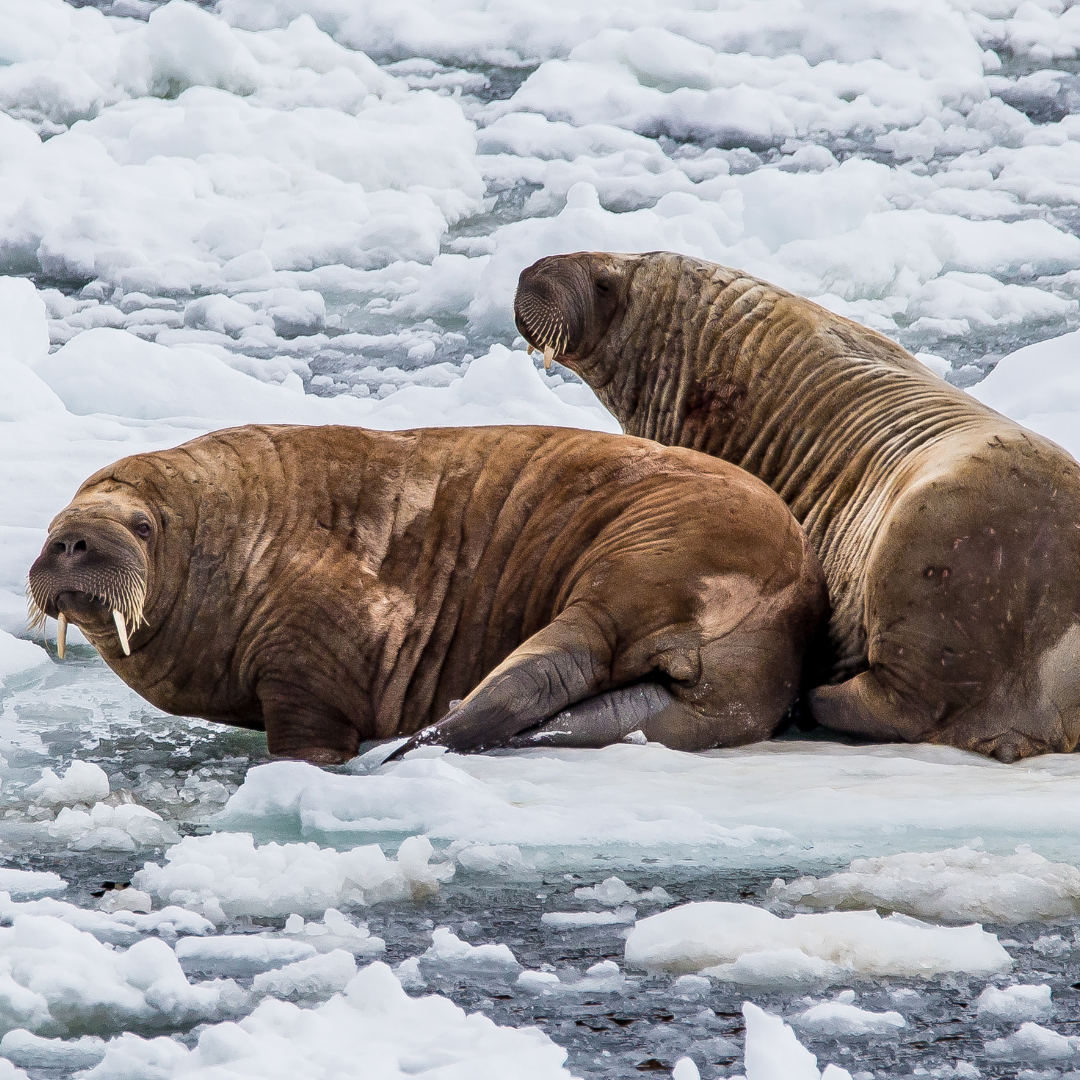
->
[28, 424, 825, 763]
[515, 251, 1080, 762]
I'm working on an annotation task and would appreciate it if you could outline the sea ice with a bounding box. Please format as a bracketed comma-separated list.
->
[250, 949, 357, 1000]
[421, 927, 520, 971]
[0, 872, 64, 900]
[540, 907, 637, 929]
[174, 935, 318, 977]
[736, 1002, 854, 1080]
[27, 760, 109, 807]
[573, 875, 672, 906]
[0, 1029, 106, 1071]
[769, 847, 1080, 924]
[985, 1021, 1080, 1061]
[791, 1000, 906, 1036]
[133, 832, 453, 922]
[624, 902, 1011, 980]
[279, 909, 385, 958]
[976, 983, 1055, 1022]
[78, 961, 573, 1080]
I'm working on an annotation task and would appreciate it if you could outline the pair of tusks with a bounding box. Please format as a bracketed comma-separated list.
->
[526, 344, 557, 370]
[54, 610, 130, 660]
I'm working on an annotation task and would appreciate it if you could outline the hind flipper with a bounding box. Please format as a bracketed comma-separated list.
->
[809, 670, 926, 742]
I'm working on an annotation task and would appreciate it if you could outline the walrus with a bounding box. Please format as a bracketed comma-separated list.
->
[27, 424, 825, 763]
[514, 251, 1080, 762]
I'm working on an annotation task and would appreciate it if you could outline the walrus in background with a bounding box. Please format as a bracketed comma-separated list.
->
[515, 251, 1080, 762]
[27, 424, 825, 763]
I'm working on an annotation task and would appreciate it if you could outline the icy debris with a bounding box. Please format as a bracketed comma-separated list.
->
[421, 928, 520, 971]
[47, 801, 181, 852]
[445, 841, 536, 876]
[0, 893, 212, 947]
[624, 902, 1011, 982]
[0, 1029, 106, 1070]
[279, 909, 385, 958]
[393, 956, 424, 990]
[739, 1002, 853, 1080]
[97, 888, 151, 915]
[133, 833, 453, 922]
[175, 936, 317, 977]
[673, 1058, 700, 1080]
[0, 632, 48, 690]
[516, 959, 633, 995]
[0, 916, 246, 1037]
[0, 871, 64, 900]
[80, 962, 571, 1079]
[251, 949, 357, 1000]
[792, 1000, 906, 1036]
[769, 847, 1080, 924]
[976, 984, 1054, 1022]
[1032, 934, 1072, 957]
[27, 761, 109, 807]
[673, 974, 712, 998]
[541, 906, 637, 929]
[573, 876, 672, 906]
[985, 1022, 1080, 1061]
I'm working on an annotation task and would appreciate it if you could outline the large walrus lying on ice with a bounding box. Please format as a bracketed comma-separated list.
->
[28, 424, 825, 763]
[514, 251, 1080, 762]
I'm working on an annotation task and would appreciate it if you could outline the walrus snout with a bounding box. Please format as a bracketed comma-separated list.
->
[515, 253, 627, 365]
[28, 514, 149, 658]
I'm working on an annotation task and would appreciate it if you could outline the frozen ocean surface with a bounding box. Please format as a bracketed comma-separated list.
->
[2, 0, 1080, 1076]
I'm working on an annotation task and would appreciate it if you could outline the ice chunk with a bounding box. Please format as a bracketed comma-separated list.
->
[421, 928, 520, 971]
[133, 832, 453, 922]
[175, 935, 317, 977]
[251, 949, 357, 999]
[541, 907, 637, 929]
[791, 1000, 906, 1035]
[97, 889, 151, 915]
[672, 1058, 700, 1080]
[624, 902, 1011, 980]
[573, 875, 672, 906]
[742, 1002, 854, 1080]
[0, 632, 49, 690]
[279, 909, 385, 958]
[769, 847, 1080, 924]
[27, 761, 109, 807]
[0, 1029, 106, 1070]
[985, 1021, 1080, 1061]
[0, 871, 64, 900]
[48, 801, 181, 852]
[976, 983, 1054, 1022]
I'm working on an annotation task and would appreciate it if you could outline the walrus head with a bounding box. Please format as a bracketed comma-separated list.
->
[28, 480, 157, 661]
[514, 252, 634, 369]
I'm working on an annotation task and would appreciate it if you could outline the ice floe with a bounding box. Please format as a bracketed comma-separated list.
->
[976, 982, 1055, 1022]
[623, 902, 1011, 981]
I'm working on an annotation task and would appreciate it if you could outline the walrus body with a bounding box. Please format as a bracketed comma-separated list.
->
[28, 424, 825, 763]
[515, 252, 1080, 761]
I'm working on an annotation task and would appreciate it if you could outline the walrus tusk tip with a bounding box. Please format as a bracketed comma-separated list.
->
[543, 345, 555, 370]
[526, 344, 535, 355]
[113, 609, 131, 656]
[56, 613, 67, 660]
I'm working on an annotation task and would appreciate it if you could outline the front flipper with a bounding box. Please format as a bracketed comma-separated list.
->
[387, 607, 612, 759]
[506, 683, 675, 748]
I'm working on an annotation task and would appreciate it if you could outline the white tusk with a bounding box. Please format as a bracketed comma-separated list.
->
[543, 345, 555, 370]
[527, 344, 535, 355]
[112, 609, 131, 656]
[56, 613, 67, 660]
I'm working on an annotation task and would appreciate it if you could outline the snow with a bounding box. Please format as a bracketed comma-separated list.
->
[770, 846, 1080, 924]
[623, 902, 1011, 980]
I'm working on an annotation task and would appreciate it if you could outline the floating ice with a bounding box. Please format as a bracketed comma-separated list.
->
[279, 909, 385, 958]
[985, 1021, 1080, 1061]
[48, 800, 181, 853]
[791, 1000, 906, 1036]
[175, 935, 317, 977]
[976, 983, 1055, 1022]
[738, 1002, 854, 1080]
[79, 961, 572, 1080]
[0, 1029, 106, 1071]
[540, 907, 637, 929]
[133, 832, 453, 923]
[624, 902, 1011, 981]
[0, 915, 245, 1038]
[251, 949, 357, 1000]
[573, 875, 672, 906]
[27, 761, 109, 807]
[769, 847, 1080, 924]
[0, 872, 64, 900]
[0, 633, 48, 691]
[421, 928, 520, 971]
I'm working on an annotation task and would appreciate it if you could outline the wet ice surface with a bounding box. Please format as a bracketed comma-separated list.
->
[5, 0, 1080, 1076]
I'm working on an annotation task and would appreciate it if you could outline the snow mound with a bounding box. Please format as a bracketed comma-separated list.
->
[624, 902, 1011, 982]
[769, 846, 1080, 924]
[976, 983, 1054, 1022]
[79, 961, 572, 1079]
[0, 915, 245, 1038]
[133, 833, 453, 923]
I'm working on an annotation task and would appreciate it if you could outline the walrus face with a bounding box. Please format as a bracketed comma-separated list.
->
[514, 252, 633, 367]
[28, 485, 156, 661]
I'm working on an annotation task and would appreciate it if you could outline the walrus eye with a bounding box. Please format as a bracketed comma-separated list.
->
[135, 521, 152, 540]
[595, 280, 610, 294]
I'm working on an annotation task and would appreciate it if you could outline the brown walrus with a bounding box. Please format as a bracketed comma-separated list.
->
[514, 251, 1080, 762]
[27, 423, 825, 763]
